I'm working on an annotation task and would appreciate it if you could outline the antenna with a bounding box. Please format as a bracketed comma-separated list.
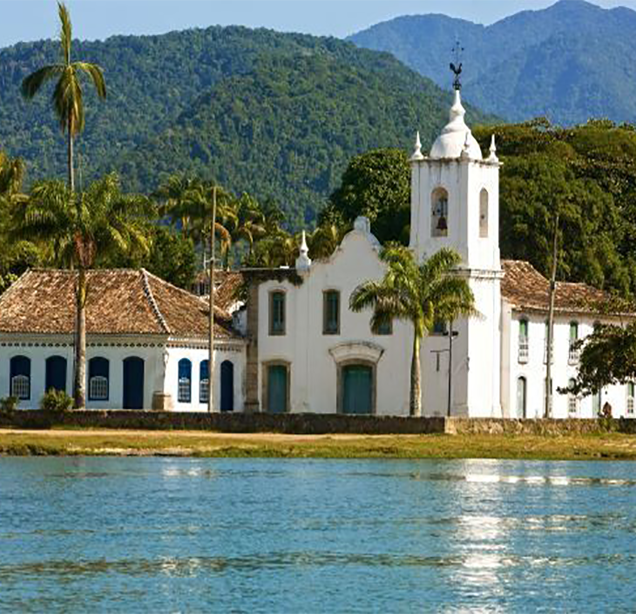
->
[450, 40, 464, 91]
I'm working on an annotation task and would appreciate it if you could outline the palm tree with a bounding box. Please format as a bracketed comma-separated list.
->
[21, 2, 106, 191]
[12, 174, 153, 408]
[350, 246, 477, 417]
[308, 223, 346, 260]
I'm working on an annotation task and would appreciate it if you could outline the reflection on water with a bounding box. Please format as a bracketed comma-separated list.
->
[1, 457, 635, 613]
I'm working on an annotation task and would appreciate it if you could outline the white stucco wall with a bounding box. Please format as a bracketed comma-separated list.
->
[0, 334, 246, 412]
[502, 311, 635, 419]
[257, 226, 413, 415]
[164, 342, 245, 412]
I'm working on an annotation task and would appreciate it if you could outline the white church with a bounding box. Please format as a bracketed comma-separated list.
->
[0, 87, 632, 419]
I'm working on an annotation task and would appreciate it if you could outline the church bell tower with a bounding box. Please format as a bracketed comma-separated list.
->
[409, 62, 503, 417]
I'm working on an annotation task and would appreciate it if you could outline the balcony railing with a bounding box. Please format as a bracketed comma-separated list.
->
[518, 339, 529, 363]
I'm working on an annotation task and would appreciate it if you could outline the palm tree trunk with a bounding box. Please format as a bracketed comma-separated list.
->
[67, 116, 74, 191]
[74, 267, 87, 409]
[410, 333, 422, 417]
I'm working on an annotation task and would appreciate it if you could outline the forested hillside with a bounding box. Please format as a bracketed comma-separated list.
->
[0, 26, 491, 226]
[349, 0, 636, 126]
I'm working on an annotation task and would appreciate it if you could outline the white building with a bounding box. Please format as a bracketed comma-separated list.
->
[240, 88, 633, 419]
[0, 269, 245, 411]
[0, 88, 632, 418]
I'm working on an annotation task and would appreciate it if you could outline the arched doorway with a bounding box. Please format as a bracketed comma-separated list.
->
[220, 360, 234, 412]
[341, 364, 374, 414]
[45, 356, 67, 393]
[123, 357, 144, 410]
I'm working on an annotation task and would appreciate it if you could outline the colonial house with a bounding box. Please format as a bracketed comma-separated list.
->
[0, 86, 632, 417]
[0, 269, 245, 411]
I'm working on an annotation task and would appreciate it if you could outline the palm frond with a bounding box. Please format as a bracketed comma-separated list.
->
[21, 65, 63, 98]
[75, 62, 106, 98]
[58, 2, 72, 65]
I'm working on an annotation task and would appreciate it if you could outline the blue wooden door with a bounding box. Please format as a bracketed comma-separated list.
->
[220, 360, 234, 412]
[45, 356, 67, 393]
[342, 365, 373, 414]
[123, 357, 144, 410]
[267, 365, 287, 414]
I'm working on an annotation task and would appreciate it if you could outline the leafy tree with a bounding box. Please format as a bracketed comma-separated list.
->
[106, 225, 196, 289]
[321, 148, 411, 245]
[308, 223, 346, 260]
[350, 246, 477, 416]
[562, 323, 636, 397]
[12, 174, 152, 408]
[21, 2, 106, 190]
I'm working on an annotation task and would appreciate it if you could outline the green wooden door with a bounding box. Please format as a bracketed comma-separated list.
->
[267, 365, 288, 413]
[342, 365, 373, 414]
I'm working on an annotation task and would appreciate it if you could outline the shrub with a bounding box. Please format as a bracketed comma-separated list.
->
[0, 396, 19, 414]
[40, 389, 73, 413]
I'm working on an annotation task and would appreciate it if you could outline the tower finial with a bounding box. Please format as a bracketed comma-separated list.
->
[450, 40, 464, 91]
[488, 134, 499, 163]
[411, 131, 424, 161]
[296, 230, 311, 272]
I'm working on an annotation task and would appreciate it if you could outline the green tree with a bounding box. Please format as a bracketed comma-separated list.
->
[21, 2, 106, 191]
[12, 174, 152, 408]
[350, 246, 477, 416]
[322, 148, 411, 245]
[562, 322, 636, 397]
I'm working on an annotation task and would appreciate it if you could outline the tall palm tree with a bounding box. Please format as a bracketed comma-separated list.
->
[21, 2, 106, 191]
[350, 246, 477, 417]
[12, 174, 153, 408]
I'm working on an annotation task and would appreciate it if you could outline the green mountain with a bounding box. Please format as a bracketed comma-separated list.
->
[349, 0, 636, 126]
[0, 26, 491, 226]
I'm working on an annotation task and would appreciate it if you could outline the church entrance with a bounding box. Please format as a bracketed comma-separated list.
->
[266, 364, 288, 413]
[341, 364, 374, 414]
[123, 357, 144, 409]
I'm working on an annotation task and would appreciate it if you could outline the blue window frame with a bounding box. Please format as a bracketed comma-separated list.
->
[199, 360, 209, 403]
[10, 356, 31, 400]
[178, 359, 192, 403]
[88, 357, 109, 401]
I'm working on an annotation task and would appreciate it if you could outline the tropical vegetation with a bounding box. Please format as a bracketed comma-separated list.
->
[350, 246, 477, 416]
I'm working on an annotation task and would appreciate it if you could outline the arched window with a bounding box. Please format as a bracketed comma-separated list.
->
[45, 356, 67, 393]
[567, 378, 578, 416]
[431, 188, 449, 238]
[10, 356, 30, 400]
[221, 360, 234, 412]
[88, 357, 109, 401]
[518, 319, 529, 363]
[568, 322, 579, 364]
[199, 360, 209, 404]
[627, 382, 634, 416]
[479, 189, 489, 238]
[516, 376, 527, 418]
[178, 359, 192, 403]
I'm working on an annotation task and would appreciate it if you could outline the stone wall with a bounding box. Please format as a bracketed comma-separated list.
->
[0, 411, 634, 435]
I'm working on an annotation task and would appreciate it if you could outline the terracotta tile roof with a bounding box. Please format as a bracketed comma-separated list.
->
[214, 271, 244, 314]
[0, 269, 238, 339]
[501, 260, 615, 315]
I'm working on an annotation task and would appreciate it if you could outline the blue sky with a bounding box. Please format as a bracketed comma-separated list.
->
[0, 0, 634, 47]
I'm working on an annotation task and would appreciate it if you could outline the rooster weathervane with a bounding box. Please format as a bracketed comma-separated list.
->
[450, 40, 464, 90]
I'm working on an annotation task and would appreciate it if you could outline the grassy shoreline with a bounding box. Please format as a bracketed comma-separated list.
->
[2, 428, 636, 460]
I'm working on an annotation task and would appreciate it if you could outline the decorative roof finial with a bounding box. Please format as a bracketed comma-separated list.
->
[295, 230, 311, 272]
[411, 131, 424, 161]
[450, 40, 464, 91]
[488, 134, 499, 163]
[460, 130, 472, 159]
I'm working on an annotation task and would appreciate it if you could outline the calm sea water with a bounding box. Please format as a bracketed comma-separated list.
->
[0, 457, 635, 613]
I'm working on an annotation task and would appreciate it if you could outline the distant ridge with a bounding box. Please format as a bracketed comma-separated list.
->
[0, 26, 493, 226]
[349, 0, 636, 125]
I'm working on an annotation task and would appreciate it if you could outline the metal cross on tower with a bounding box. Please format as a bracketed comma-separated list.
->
[450, 40, 464, 91]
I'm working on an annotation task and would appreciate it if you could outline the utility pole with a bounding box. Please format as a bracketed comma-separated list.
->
[444, 323, 459, 417]
[544, 212, 559, 419]
[208, 185, 217, 413]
